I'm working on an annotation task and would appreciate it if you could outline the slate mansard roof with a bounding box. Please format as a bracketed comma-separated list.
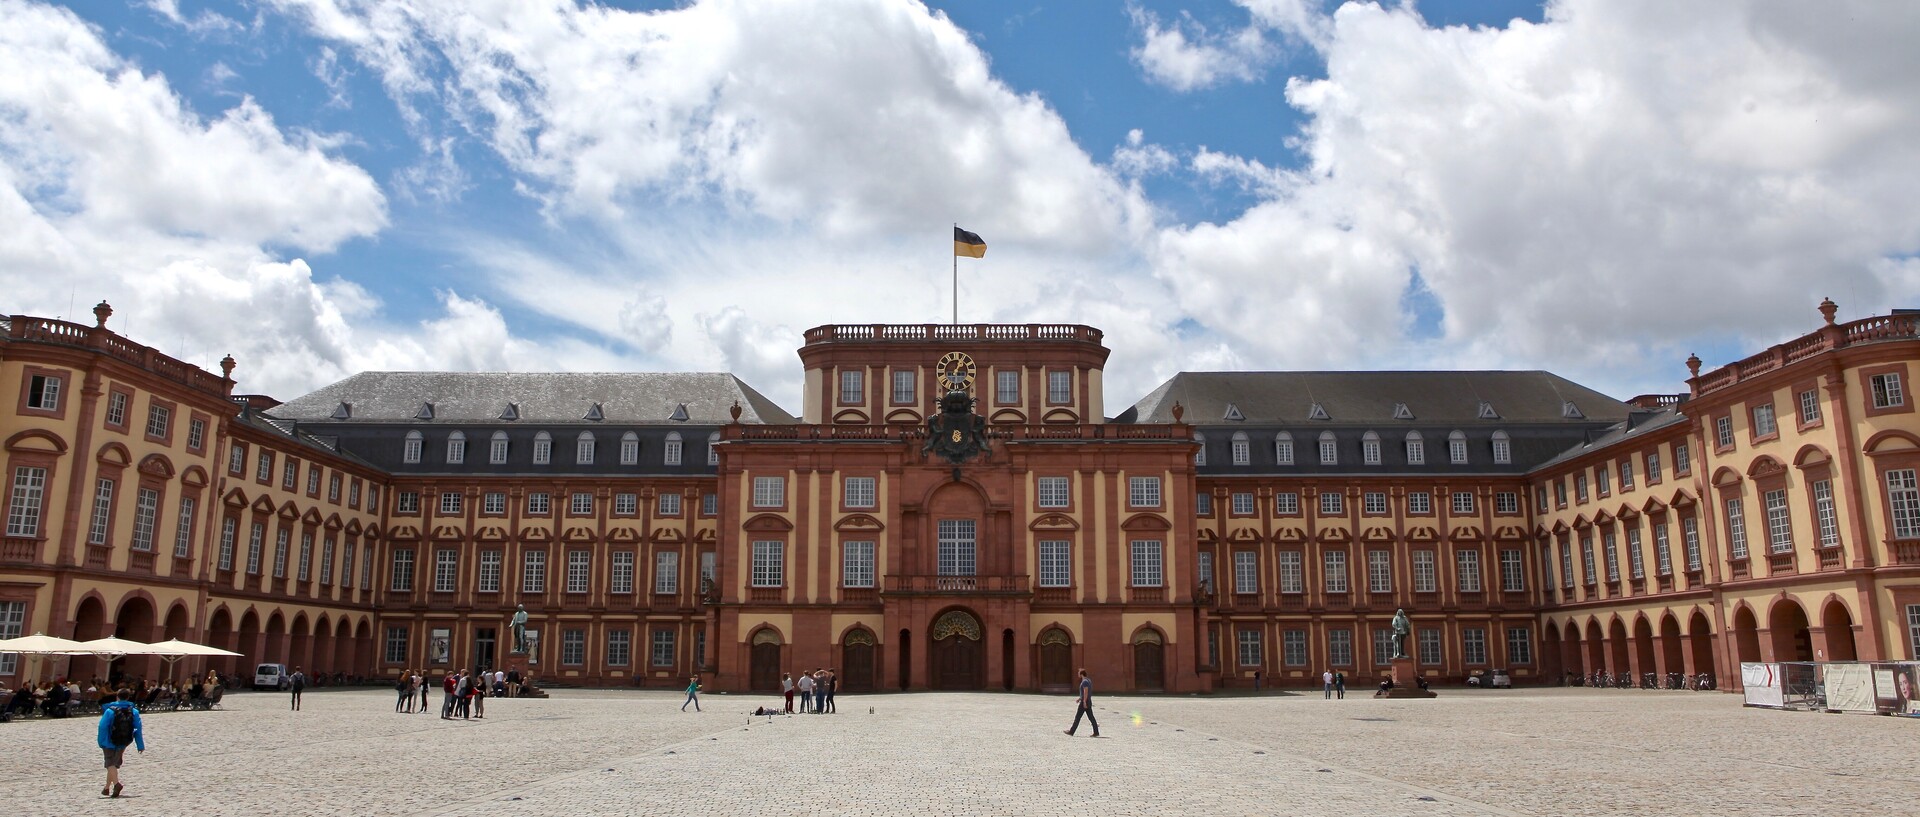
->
[1117, 371, 1631, 426]
[271, 372, 798, 425]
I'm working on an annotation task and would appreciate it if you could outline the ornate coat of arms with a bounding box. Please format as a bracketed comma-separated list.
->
[923, 388, 990, 464]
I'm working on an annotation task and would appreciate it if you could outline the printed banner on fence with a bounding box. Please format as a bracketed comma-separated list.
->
[1823, 663, 1876, 713]
[1741, 662, 1784, 708]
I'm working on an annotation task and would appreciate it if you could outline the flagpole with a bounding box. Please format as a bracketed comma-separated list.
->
[952, 223, 958, 325]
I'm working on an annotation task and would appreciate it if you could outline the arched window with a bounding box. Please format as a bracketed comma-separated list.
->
[489, 431, 509, 464]
[707, 431, 721, 466]
[1274, 431, 1294, 465]
[1448, 430, 1469, 465]
[620, 431, 640, 465]
[1405, 431, 1425, 465]
[402, 430, 423, 464]
[576, 431, 596, 465]
[1361, 431, 1381, 465]
[1491, 430, 1511, 465]
[1317, 431, 1337, 465]
[664, 431, 683, 466]
[532, 431, 552, 465]
[1230, 431, 1250, 466]
[446, 430, 466, 465]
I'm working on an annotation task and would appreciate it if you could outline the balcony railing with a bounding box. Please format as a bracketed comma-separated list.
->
[1033, 587, 1074, 604]
[5, 314, 229, 396]
[1893, 540, 1920, 566]
[727, 424, 1189, 441]
[1692, 312, 1920, 396]
[884, 575, 1030, 594]
[1816, 547, 1844, 570]
[0, 537, 39, 562]
[804, 323, 1102, 345]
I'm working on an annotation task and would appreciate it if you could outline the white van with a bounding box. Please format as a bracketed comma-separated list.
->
[253, 663, 289, 690]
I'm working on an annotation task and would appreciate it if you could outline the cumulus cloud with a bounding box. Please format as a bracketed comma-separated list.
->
[1113, 129, 1179, 178]
[1130, 0, 1326, 92]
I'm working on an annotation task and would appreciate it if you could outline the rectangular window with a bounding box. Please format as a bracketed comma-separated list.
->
[1596, 466, 1610, 496]
[390, 549, 415, 591]
[1627, 527, 1645, 579]
[1495, 492, 1519, 515]
[1319, 436, 1337, 465]
[0, 601, 23, 675]
[1452, 491, 1475, 515]
[244, 521, 264, 576]
[434, 549, 458, 593]
[1197, 551, 1213, 591]
[1675, 443, 1691, 474]
[1373, 628, 1395, 666]
[1413, 550, 1436, 593]
[844, 541, 877, 588]
[526, 492, 549, 515]
[614, 493, 637, 515]
[217, 517, 235, 571]
[1763, 489, 1793, 554]
[1716, 415, 1734, 449]
[360, 543, 372, 588]
[282, 460, 298, 490]
[996, 370, 1020, 404]
[327, 474, 341, 502]
[1457, 549, 1482, 592]
[1408, 491, 1431, 515]
[753, 476, 786, 508]
[532, 436, 551, 464]
[1620, 459, 1634, 490]
[297, 532, 313, 582]
[567, 550, 591, 593]
[1274, 492, 1299, 515]
[576, 436, 595, 465]
[522, 550, 547, 593]
[1647, 450, 1663, 482]
[1725, 497, 1749, 559]
[1037, 540, 1070, 588]
[484, 492, 506, 515]
[125, 488, 158, 552]
[1684, 517, 1703, 570]
[751, 540, 784, 587]
[1654, 523, 1673, 576]
[1195, 493, 1212, 516]
[1232, 436, 1251, 465]
[271, 529, 289, 578]
[1812, 480, 1840, 549]
[844, 476, 876, 508]
[1506, 627, 1533, 664]
[620, 434, 640, 465]
[655, 551, 679, 594]
[893, 370, 916, 404]
[1281, 630, 1306, 667]
[1319, 492, 1343, 516]
[341, 540, 356, 589]
[491, 435, 510, 464]
[106, 391, 128, 427]
[562, 629, 586, 666]
[1362, 437, 1381, 465]
[1492, 436, 1511, 464]
[1364, 491, 1387, 515]
[701, 551, 716, 583]
[1555, 480, 1567, 507]
[1603, 532, 1620, 582]
[88, 478, 115, 545]
[1328, 629, 1353, 666]
[1406, 437, 1425, 465]
[658, 493, 681, 516]
[606, 630, 631, 667]
[1237, 629, 1263, 668]
[1232, 550, 1257, 594]
[1500, 549, 1524, 591]
[25, 374, 61, 410]
[1752, 403, 1777, 438]
[479, 551, 502, 593]
[440, 492, 463, 516]
[172, 497, 196, 558]
[1232, 492, 1255, 515]
[611, 551, 635, 594]
[1278, 551, 1303, 594]
[1048, 370, 1072, 403]
[256, 451, 274, 482]
[1037, 476, 1069, 508]
[1275, 437, 1294, 465]
[1575, 474, 1588, 503]
[1419, 628, 1442, 665]
[702, 493, 718, 516]
[384, 626, 409, 664]
[1872, 372, 1906, 408]
[1909, 604, 1920, 661]
[145, 404, 171, 439]
[1463, 627, 1488, 664]
[570, 492, 593, 515]
[1130, 539, 1164, 587]
[1368, 549, 1391, 594]
[1129, 476, 1161, 508]
[937, 519, 977, 576]
[1323, 550, 1349, 593]
[446, 435, 465, 464]
[1449, 437, 1468, 465]
[839, 369, 864, 403]
[1580, 533, 1596, 584]
[228, 444, 245, 475]
[1560, 541, 1574, 588]
[1799, 388, 1822, 424]
[349, 480, 362, 508]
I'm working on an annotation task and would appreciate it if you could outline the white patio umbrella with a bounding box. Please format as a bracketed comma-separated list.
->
[146, 638, 243, 674]
[74, 637, 184, 656]
[0, 632, 88, 653]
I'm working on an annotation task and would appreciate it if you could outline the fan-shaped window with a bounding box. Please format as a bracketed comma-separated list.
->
[402, 430, 423, 464]
[532, 431, 552, 465]
[1448, 430, 1468, 465]
[489, 431, 509, 464]
[1230, 431, 1250, 465]
[446, 430, 466, 465]
[707, 431, 721, 466]
[1275, 431, 1294, 465]
[1361, 431, 1381, 465]
[1491, 430, 1511, 465]
[620, 431, 640, 465]
[1405, 431, 1425, 465]
[665, 431, 683, 466]
[576, 431, 596, 465]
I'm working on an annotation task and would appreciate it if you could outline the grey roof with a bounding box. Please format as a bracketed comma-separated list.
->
[230, 404, 381, 471]
[1531, 407, 1692, 472]
[271, 372, 796, 425]
[1119, 371, 1631, 425]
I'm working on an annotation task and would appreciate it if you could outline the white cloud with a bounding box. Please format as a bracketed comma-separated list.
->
[1129, 1, 1327, 92]
[1113, 128, 1179, 178]
[144, 0, 242, 35]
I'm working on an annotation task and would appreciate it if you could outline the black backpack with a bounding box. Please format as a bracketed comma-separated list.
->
[108, 705, 135, 746]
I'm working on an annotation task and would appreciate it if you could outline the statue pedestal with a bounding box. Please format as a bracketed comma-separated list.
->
[1383, 657, 1436, 698]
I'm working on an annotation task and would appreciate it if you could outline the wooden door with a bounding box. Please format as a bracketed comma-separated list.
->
[1039, 629, 1073, 690]
[750, 642, 782, 691]
[1133, 641, 1164, 691]
[842, 643, 875, 692]
[933, 636, 983, 689]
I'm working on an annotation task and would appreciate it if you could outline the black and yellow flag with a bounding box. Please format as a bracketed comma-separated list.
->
[953, 227, 987, 258]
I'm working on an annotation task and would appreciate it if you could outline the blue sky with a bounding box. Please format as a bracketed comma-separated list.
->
[4, 1, 1916, 408]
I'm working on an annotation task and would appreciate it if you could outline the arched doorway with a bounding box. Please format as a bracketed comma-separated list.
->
[930, 609, 984, 690]
[1132, 628, 1165, 691]
[265, 612, 288, 666]
[312, 615, 333, 676]
[1561, 622, 1585, 681]
[237, 609, 260, 674]
[1687, 610, 1715, 680]
[749, 628, 783, 691]
[1822, 599, 1858, 661]
[353, 619, 373, 675]
[333, 619, 354, 677]
[1659, 614, 1684, 680]
[1731, 607, 1761, 664]
[1632, 617, 1656, 682]
[898, 629, 912, 690]
[1769, 599, 1813, 662]
[1001, 629, 1016, 691]
[1037, 627, 1074, 690]
[205, 608, 234, 677]
[71, 597, 109, 681]
[841, 628, 877, 692]
[114, 596, 158, 681]
[1584, 620, 1605, 677]
[1607, 618, 1630, 677]
[1543, 621, 1564, 682]
[290, 613, 312, 673]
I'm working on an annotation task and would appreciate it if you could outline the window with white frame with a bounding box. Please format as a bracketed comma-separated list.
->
[25, 374, 60, 410]
[1452, 491, 1475, 515]
[1405, 432, 1425, 465]
[146, 403, 171, 439]
[522, 550, 546, 593]
[1491, 431, 1511, 464]
[1675, 443, 1691, 474]
[1037, 476, 1069, 508]
[1500, 549, 1524, 591]
[1506, 627, 1533, 664]
[996, 370, 1020, 404]
[1364, 491, 1386, 515]
[1457, 549, 1482, 592]
[434, 549, 458, 592]
[1647, 450, 1662, 482]
[1274, 492, 1299, 515]
[1495, 491, 1519, 515]
[664, 431, 682, 465]
[403, 431, 422, 464]
[1683, 516, 1702, 570]
[328, 473, 341, 502]
[1653, 523, 1673, 575]
[1715, 415, 1734, 448]
[1873, 372, 1905, 408]
[576, 431, 595, 464]
[1231, 432, 1251, 465]
[1037, 540, 1071, 588]
[533, 431, 552, 464]
[172, 497, 195, 558]
[1048, 370, 1072, 403]
[1278, 551, 1303, 593]
[568, 492, 591, 515]
[1237, 629, 1263, 667]
[701, 551, 716, 584]
[1413, 550, 1436, 592]
[702, 493, 717, 515]
[1197, 551, 1213, 590]
[384, 626, 409, 664]
[620, 432, 639, 465]
[440, 492, 463, 516]
[282, 460, 298, 490]
[1885, 470, 1920, 535]
[1233, 550, 1257, 594]
[1318, 432, 1337, 465]
[1232, 492, 1255, 515]
[0, 601, 23, 675]
[490, 431, 509, 464]
[844, 476, 876, 508]
[483, 492, 505, 515]
[271, 529, 288, 578]
[129, 488, 158, 552]
[1319, 491, 1343, 516]
[256, 450, 273, 482]
[1575, 474, 1589, 503]
[1627, 527, 1645, 578]
[1620, 459, 1635, 490]
[751, 540, 784, 587]
[526, 492, 550, 515]
[840, 369, 864, 403]
[655, 551, 679, 594]
[707, 432, 720, 466]
[1752, 403, 1777, 437]
[1463, 627, 1488, 664]
[1368, 549, 1391, 593]
[1196, 492, 1212, 516]
[1763, 489, 1793, 554]
[651, 492, 677, 516]
[1812, 479, 1840, 549]
[1130, 539, 1164, 587]
[1604, 532, 1620, 581]
[1448, 431, 1468, 464]
[1328, 628, 1353, 666]
[106, 391, 128, 426]
[562, 629, 586, 665]
[228, 444, 245, 475]
[1129, 476, 1161, 508]
[937, 519, 977, 576]
[753, 476, 785, 508]
[1282, 630, 1306, 666]
[1408, 491, 1431, 515]
[88, 478, 115, 545]
[1560, 541, 1574, 588]
[1193, 433, 1206, 466]
[611, 551, 635, 594]
[1373, 628, 1395, 666]
[390, 548, 415, 591]
[1596, 465, 1611, 496]
[613, 493, 636, 515]
[217, 517, 235, 570]
[1419, 628, 1442, 665]
[479, 550, 502, 593]
[1275, 433, 1294, 464]
[1362, 432, 1381, 465]
[607, 630, 632, 667]
[446, 431, 466, 464]
[1908, 604, 1920, 662]
[1323, 550, 1349, 593]
[893, 370, 916, 404]
[1725, 497, 1749, 559]
[844, 541, 876, 588]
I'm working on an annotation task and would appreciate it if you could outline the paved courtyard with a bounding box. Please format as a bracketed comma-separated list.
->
[1, 686, 1912, 816]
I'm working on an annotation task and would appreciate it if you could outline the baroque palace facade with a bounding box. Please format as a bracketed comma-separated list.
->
[3, 298, 1919, 693]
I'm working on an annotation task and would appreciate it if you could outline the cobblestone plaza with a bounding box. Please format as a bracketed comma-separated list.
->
[2, 688, 1910, 816]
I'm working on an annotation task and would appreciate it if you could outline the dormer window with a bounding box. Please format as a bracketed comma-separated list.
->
[499, 403, 519, 421]
[1478, 402, 1499, 420]
[1448, 430, 1468, 464]
[670, 404, 690, 422]
[414, 402, 434, 420]
[1318, 431, 1337, 465]
[1361, 431, 1381, 465]
[620, 431, 640, 465]
[576, 431, 596, 464]
[584, 402, 605, 421]
[402, 430, 423, 464]
[532, 431, 552, 465]
[446, 430, 466, 464]
[1392, 402, 1413, 420]
[1308, 402, 1330, 421]
[1230, 431, 1250, 465]
[1223, 403, 1245, 421]
[1562, 401, 1584, 419]
[1491, 430, 1511, 465]
[1275, 432, 1294, 465]
[1405, 431, 1425, 465]
[489, 431, 509, 464]
[664, 432, 684, 466]
[330, 402, 352, 420]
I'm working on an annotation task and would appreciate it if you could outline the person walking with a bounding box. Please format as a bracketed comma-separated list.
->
[796, 670, 814, 713]
[395, 671, 413, 713]
[1334, 671, 1346, 699]
[1323, 669, 1334, 699]
[811, 669, 827, 714]
[97, 688, 144, 798]
[823, 668, 837, 714]
[288, 666, 307, 711]
[681, 674, 702, 712]
[781, 673, 795, 713]
[1064, 668, 1100, 738]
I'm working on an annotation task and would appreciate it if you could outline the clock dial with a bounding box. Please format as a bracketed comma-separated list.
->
[936, 351, 976, 392]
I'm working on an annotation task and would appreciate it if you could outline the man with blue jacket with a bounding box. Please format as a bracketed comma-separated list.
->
[97, 688, 144, 798]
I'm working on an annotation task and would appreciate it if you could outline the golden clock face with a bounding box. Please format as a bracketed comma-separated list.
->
[936, 351, 976, 392]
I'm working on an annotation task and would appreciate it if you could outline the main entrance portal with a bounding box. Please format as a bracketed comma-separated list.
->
[930, 609, 984, 690]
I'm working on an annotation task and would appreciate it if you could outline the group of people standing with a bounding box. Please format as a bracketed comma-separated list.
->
[391, 668, 531, 719]
[780, 669, 838, 714]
